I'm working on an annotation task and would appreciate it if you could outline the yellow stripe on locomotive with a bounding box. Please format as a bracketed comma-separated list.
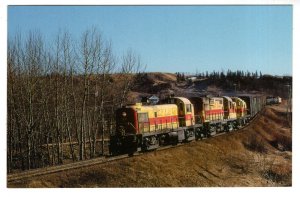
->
[127, 103, 179, 133]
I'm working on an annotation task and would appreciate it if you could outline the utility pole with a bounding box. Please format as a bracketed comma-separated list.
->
[286, 84, 292, 128]
[233, 83, 237, 95]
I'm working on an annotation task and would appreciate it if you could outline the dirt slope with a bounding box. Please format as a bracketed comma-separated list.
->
[146, 72, 177, 83]
[8, 104, 292, 187]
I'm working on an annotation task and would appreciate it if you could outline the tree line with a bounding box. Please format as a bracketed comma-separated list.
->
[203, 70, 291, 97]
[7, 28, 144, 172]
[176, 70, 292, 98]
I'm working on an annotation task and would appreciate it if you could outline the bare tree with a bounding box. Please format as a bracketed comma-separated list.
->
[61, 31, 77, 161]
[7, 27, 145, 172]
[78, 28, 116, 157]
[78, 28, 103, 160]
[118, 49, 145, 107]
[8, 31, 48, 169]
[99, 41, 116, 155]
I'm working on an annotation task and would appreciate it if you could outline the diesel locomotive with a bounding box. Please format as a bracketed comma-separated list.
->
[109, 95, 266, 156]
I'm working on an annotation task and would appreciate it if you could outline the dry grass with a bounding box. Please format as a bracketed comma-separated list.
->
[243, 135, 268, 153]
[8, 104, 292, 188]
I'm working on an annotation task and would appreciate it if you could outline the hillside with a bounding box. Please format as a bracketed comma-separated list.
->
[129, 72, 292, 103]
[8, 103, 292, 187]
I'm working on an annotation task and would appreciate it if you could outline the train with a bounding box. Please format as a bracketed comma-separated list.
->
[109, 94, 266, 156]
[266, 96, 282, 105]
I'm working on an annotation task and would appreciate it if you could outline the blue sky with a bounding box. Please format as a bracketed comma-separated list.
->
[8, 5, 292, 76]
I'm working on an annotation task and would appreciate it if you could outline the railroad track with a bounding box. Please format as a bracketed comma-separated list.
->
[7, 154, 128, 183]
[7, 144, 185, 183]
[7, 108, 264, 183]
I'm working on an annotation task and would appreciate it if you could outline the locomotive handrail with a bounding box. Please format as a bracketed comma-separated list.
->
[128, 122, 138, 132]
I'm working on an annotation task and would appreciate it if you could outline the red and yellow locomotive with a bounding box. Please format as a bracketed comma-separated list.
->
[109, 95, 262, 156]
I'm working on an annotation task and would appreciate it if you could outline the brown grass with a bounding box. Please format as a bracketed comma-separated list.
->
[8, 104, 292, 187]
[243, 135, 268, 153]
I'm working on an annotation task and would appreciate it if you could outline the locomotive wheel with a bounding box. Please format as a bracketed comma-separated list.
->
[159, 134, 167, 146]
[195, 130, 203, 140]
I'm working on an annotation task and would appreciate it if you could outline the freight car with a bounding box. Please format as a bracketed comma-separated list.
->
[109, 95, 265, 156]
[238, 94, 266, 120]
[266, 96, 282, 105]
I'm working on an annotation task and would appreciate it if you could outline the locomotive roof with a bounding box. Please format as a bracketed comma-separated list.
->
[232, 97, 243, 100]
[127, 103, 178, 110]
[210, 97, 223, 100]
[232, 97, 246, 103]
[237, 94, 265, 97]
[174, 97, 192, 104]
[222, 96, 233, 102]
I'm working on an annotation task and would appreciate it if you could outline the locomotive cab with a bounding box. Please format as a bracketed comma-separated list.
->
[167, 97, 195, 127]
[223, 96, 237, 120]
[189, 97, 208, 124]
[231, 97, 247, 118]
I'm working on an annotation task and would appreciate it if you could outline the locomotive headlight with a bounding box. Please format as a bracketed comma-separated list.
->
[122, 112, 127, 117]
